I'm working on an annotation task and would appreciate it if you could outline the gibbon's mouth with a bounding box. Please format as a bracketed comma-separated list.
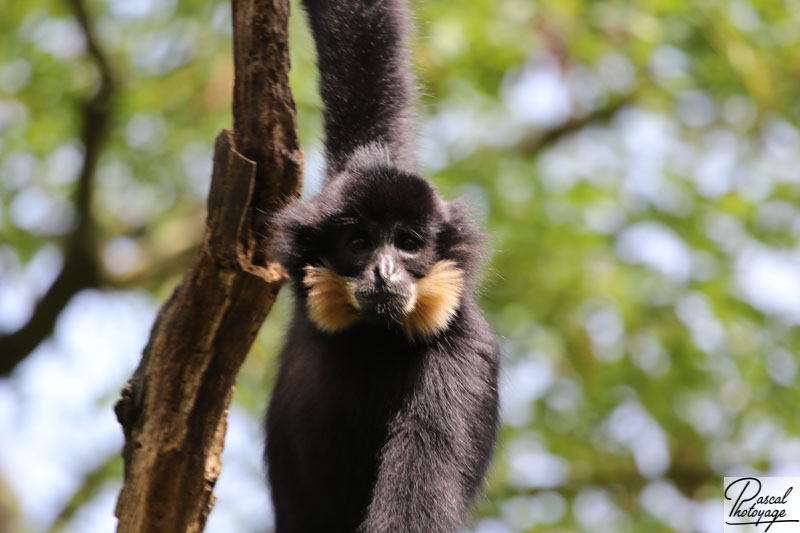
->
[302, 260, 464, 338]
[351, 286, 417, 323]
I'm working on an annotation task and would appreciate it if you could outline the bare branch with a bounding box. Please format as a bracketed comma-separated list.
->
[113, 0, 303, 530]
[0, 0, 115, 376]
[515, 96, 631, 156]
[232, 0, 304, 268]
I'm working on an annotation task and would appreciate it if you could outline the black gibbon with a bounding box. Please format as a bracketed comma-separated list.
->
[264, 0, 500, 531]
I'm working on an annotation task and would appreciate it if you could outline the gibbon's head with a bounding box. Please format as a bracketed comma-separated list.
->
[275, 145, 484, 339]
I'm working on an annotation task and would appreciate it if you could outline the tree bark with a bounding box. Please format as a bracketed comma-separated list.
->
[113, 0, 302, 531]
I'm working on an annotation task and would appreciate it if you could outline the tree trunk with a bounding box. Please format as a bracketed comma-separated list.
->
[113, 0, 302, 531]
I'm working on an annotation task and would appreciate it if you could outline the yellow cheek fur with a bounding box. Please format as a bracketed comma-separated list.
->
[303, 265, 361, 333]
[401, 260, 463, 339]
[302, 259, 464, 338]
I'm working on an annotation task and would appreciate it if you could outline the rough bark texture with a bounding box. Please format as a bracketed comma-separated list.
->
[233, 0, 303, 268]
[113, 0, 302, 531]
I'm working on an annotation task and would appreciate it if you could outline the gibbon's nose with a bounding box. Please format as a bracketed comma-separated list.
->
[374, 254, 400, 285]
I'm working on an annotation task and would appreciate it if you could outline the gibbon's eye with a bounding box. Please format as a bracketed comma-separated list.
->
[397, 233, 421, 252]
[349, 233, 371, 252]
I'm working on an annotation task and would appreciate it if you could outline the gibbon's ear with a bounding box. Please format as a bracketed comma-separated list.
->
[271, 199, 328, 277]
[437, 200, 488, 288]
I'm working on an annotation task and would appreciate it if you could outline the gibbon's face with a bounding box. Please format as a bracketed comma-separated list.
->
[285, 169, 466, 338]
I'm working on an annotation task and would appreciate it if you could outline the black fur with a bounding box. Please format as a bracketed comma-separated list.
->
[303, 0, 417, 175]
[264, 0, 500, 531]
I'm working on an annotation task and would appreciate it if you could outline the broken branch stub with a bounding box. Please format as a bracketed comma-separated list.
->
[114, 0, 303, 529]
[115, 131, 290, 533]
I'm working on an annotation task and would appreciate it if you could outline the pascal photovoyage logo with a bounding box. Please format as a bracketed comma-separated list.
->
[724, 477, 800, 532]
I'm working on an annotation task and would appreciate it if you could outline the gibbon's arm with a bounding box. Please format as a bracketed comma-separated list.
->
[360, 341, 498, 533]
[302, 0, 417, 175]
[361, 420, 466, 533]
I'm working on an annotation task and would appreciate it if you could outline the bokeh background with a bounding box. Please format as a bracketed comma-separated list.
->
[2, 0, 800, 531]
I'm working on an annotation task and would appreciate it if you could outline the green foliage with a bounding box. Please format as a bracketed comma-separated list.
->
[1, 0, 799, 531]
